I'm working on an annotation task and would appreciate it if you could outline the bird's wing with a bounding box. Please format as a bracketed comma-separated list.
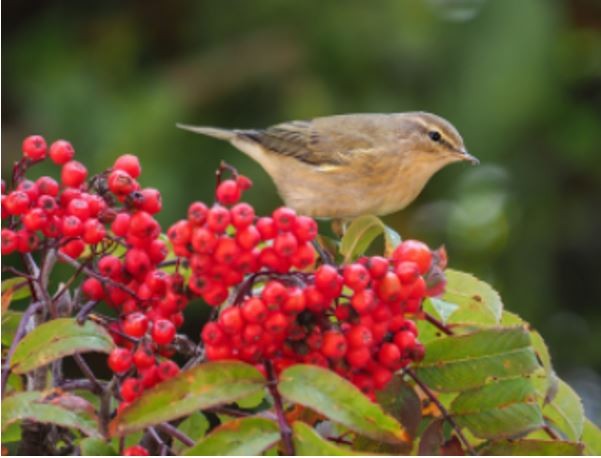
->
[239, 117, 379, 167]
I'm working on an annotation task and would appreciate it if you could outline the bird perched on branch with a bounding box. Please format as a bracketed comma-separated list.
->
[178, 112, 478, 219]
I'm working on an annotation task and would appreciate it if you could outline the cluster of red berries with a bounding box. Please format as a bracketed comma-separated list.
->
[166, 171, 445, 399]
[167, 176, 318, 307]
[2, 135, 184, 424]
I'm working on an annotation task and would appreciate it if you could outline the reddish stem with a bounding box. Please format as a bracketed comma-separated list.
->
[264, 360, 295, 455]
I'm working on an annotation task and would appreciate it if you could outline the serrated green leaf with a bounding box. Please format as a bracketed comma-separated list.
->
[479, 439, 584, 455]
[293, 421, 368, 456]
[439, 269, 503, 325]
[2, 391, 101, 438]
[2, 311, 23, 346]
[278, 364, 409, 444]
[416, 326, 540, 392]
[173, 412, 209, 454]
[182, 417, 279, 456]
[80, 438, 118, 456]
[339, 215, 400, 262]
[426, 298, 459, 324]
[451, 378, 543, 439]
[543, 379, 584, 441]
[110, 361, 266, 436]
[582, 418, 601, 456]
[10, 318, 114, 374]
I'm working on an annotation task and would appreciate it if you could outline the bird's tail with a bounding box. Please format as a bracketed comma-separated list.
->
[176, 123, 237, 141]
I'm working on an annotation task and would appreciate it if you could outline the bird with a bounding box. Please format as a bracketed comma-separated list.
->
[177, 112, 478, 219]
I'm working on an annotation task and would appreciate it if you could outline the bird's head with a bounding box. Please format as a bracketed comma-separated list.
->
[399, 112, 479, 166]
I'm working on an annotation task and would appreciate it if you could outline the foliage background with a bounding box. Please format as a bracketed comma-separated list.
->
[3, 0, 601, 425]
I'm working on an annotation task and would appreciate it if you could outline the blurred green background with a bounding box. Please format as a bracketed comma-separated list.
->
[3, 0, 601, 423]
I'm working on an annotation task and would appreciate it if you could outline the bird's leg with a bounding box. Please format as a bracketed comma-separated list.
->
[215, 160, 239, 187]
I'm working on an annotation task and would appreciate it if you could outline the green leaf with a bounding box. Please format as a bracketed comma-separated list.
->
[451, 378, 544, 439]
[339, 215, 400, 262]
[582, 419, 601, 456]
[293, 421, 367, 456]
[110, 361, 266, 436]
[1, 277, 31, 310]
[543, 378, 584, 441]
[2, 311, 23, 346]
[182, 417, 279, 456]
[415, 326, 540, 392]
[426, 298, 459, 325]
[173, 412, 210, 454]
[278, 364, 409, 444]
[1, 422, 21, 443]
[79, 438, 118, 456]
[10, 318, 114, 374]
[438, 269, 503, 326]
[375, 375, 422, 440]
[2, 391, 101, 438]
[479, 439, 584, 455]
[236, 390, 265, 409]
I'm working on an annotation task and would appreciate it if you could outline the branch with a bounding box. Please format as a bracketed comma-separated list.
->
[264, 360, 294, 456]
[424, 312, 453, 335]
[156, 423, 195, 448]
[1, 301, 43, 397]
[404, 368, 476, 456]
[76, 300, 99, 324]
[73, 354, 104, 394]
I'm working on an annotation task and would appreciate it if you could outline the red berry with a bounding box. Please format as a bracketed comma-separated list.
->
[392, 240, 432, 275]
[59, 238, 85, 259]
[35, 176, 59, 196]
[291, 242, 316, 269]
[61, 160, 88, 187]
[366, 256, 389, 279]
[216, 179, 241, 205]
[148, 239, 168, 264]
[321, 331, 347, 360]
[236, 175, 253, 190]
[23, 208, 47, 232]
[108, 347, 133, 373]
[372, 365, 393, 389]
[377, 272, 402, 303]
[293, 216, 318, 242]
[213, 237, 240, 264]
[235, 225, 261, 250]
[22, 135, 47, 160]
[114, 154, 141, 179]
[207, 205, 230, 233]
[138, 188, 162, 214]
[108, 169, 136, 196]
[274, 232, 298, 258]
[346, 347, 371, 368]
[219, 307, 244, 334]
[68, 198, 90, 220]
[123, 445, 149, 456]
[265, 312, 288, 334]
[243, 323, 263, 343]
[98, 255, 122, 279]
[343, 263, 370, 291]
[272, 207, 297, 231]
[37, 195, 59, 215]
[394, 330, 416, 353]
[201, 322, 226, 345]
[346, 325, 373, 348]
[5, 191, 30, 215]
[17, 180, 39, 201]
[123, 312, 149, 338]
[282, 287, 306, 314]
[152, 319, 176, 345]
[16, 230, 39, 253]
[241, 297, 268, 323]
[261, 281, 288, 310]
[230, 202, 255, 228]
[351, 289, 376, 314]
[314, 264, 342, 297]
[83, 218, 106, 244]
[157, 360, 180, 381]
[125, 248, 151, 279]
[395, 261, 421, 284]
[82, 278, 104, 300]
[256, 217, 276, 240]
[133, 345, 155, 369]
[49, 140, 75, 164]
[120, 377, 143, 402]
[187, 201, 208, 225]
[62, 215, 83, 237]
[1, 229, 18, 255]
[378, 343, 401, 369]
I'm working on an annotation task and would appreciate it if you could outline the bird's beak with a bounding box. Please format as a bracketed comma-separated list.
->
[458, 149, 479, 165]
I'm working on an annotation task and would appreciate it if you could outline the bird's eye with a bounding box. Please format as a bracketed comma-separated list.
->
[428, 131, 442, 142]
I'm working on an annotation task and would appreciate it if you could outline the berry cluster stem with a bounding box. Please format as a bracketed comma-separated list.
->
[265, 360, 295, 456]
[404, 368, 476, 456]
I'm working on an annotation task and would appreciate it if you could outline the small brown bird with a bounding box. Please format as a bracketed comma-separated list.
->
[178, 112, 477, 219]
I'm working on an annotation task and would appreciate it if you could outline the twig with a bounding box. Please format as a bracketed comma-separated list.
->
[57, 252, 138, 298]
[404, 368, 476, 456]
[312, 240, 335, 265]
[59, 379, 105, 392]
[424, 312, 453, 335]
[542, 423, 560, 440]
[73, 354, 103, 394]
[264, 360, 295, 456]
[100, 377, 116, 437]
[1, 301, 43, 397]
[156, 423, 195, 447]
[147, 427, 172, 456]
[76, 300, 99, 324]
[1, 267, 33, 281]
[206, 405, 252, 418]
